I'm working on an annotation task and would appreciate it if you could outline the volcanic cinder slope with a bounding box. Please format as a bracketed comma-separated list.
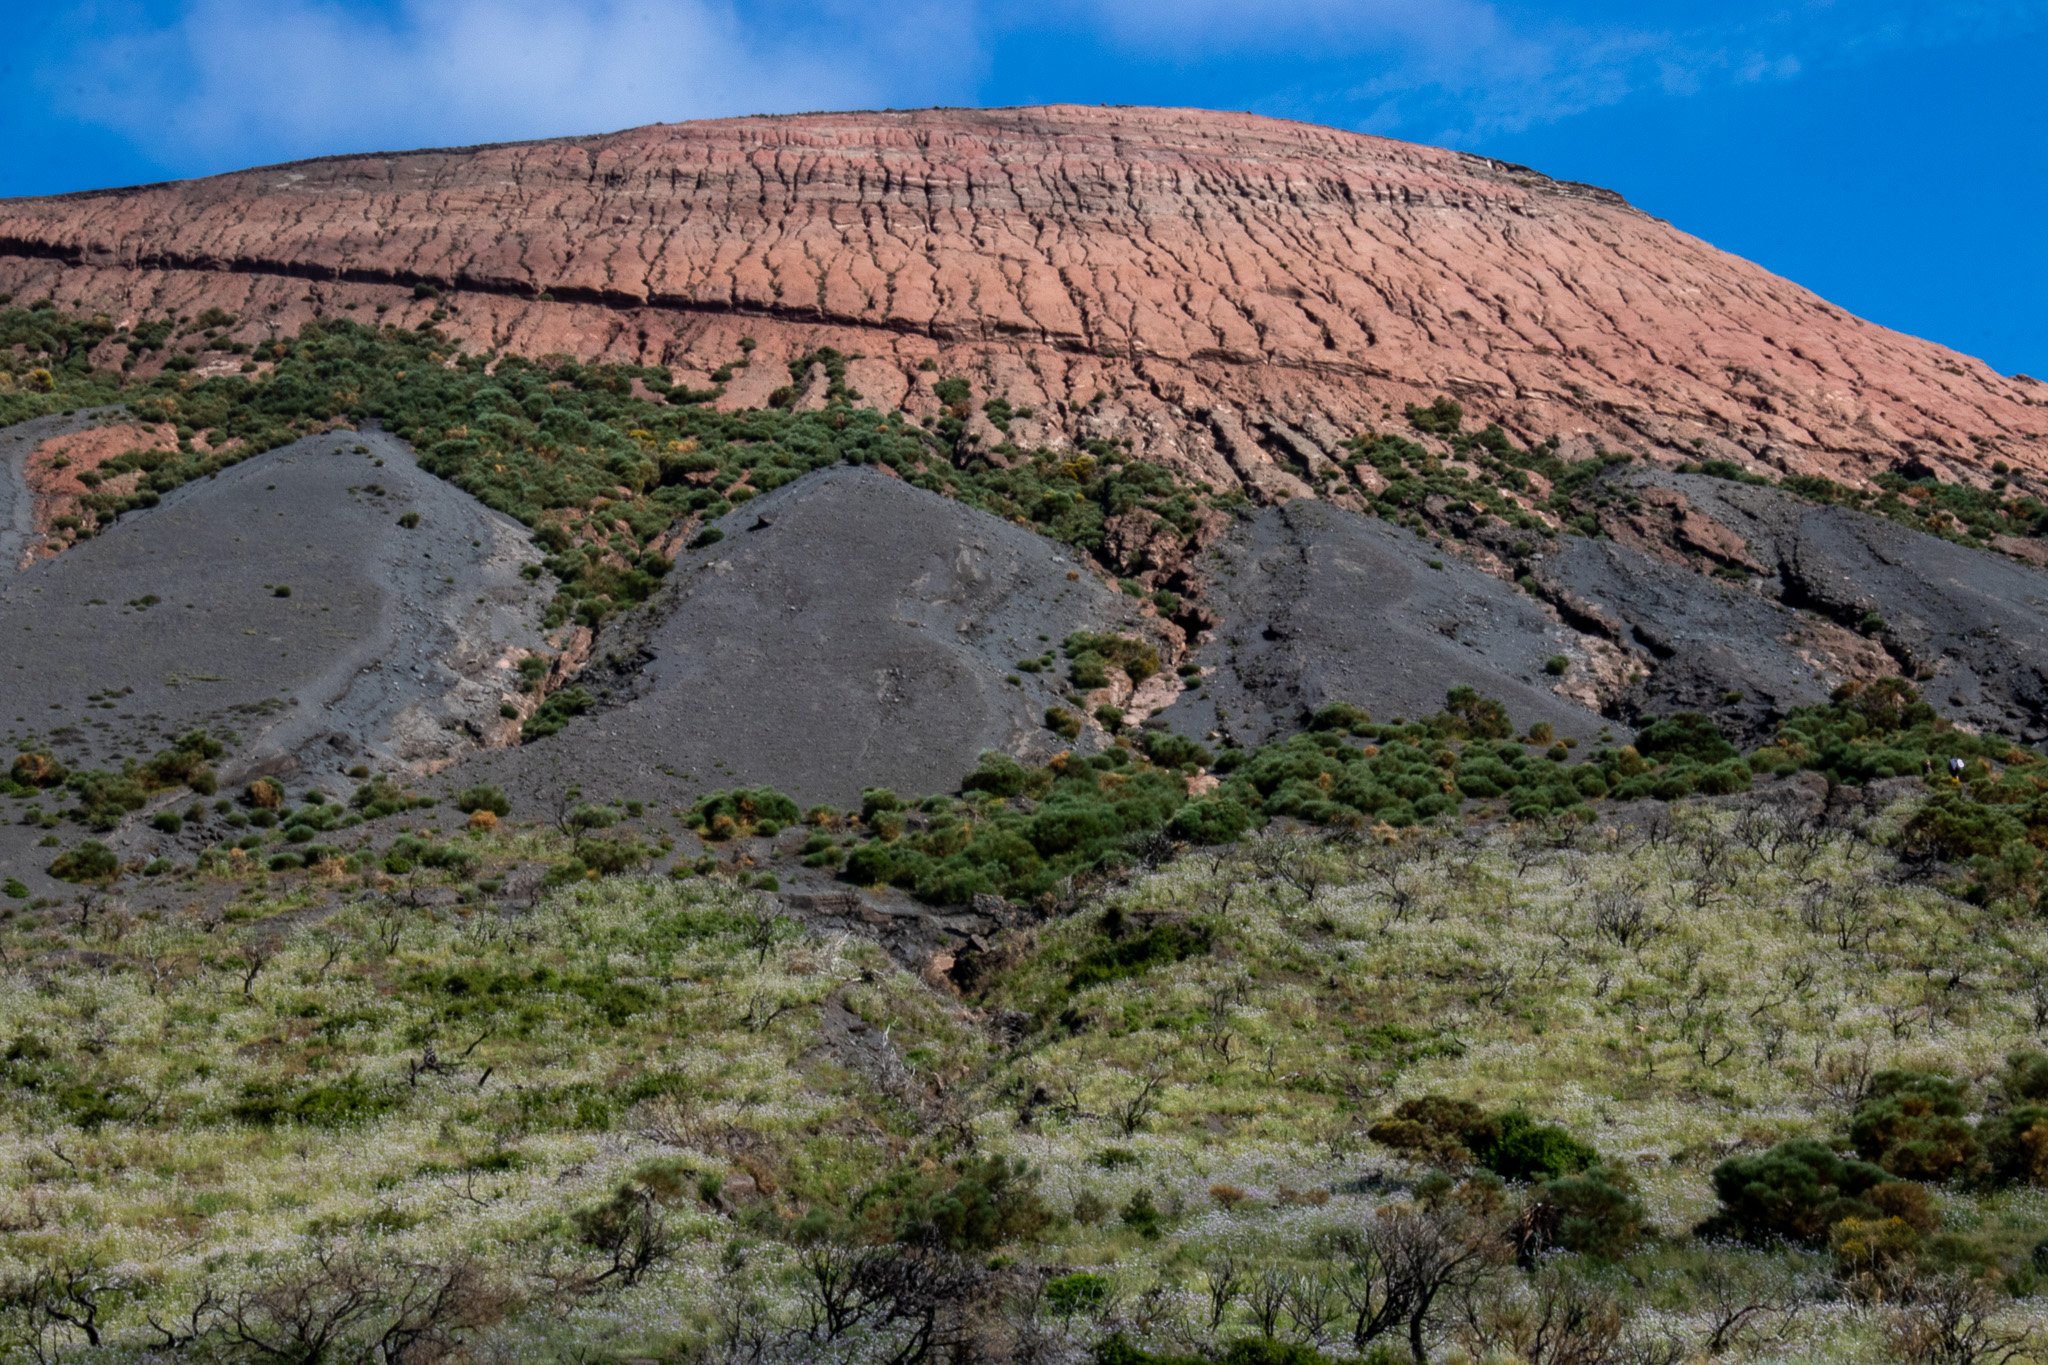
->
[448, 465, 1163, 812]
[2, 106, 2042, 496]
[0, 428, 548, 781]
[1163, 500, 1606, 747]
[1542, 467, 2048, 741]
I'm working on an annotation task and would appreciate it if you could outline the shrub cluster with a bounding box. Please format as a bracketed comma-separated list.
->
[688, 788, 799, 841]
[55, 731, 223, 831]
[1367, 1095, 1646, 1258]
[658, 678, 2048, 912]
[1700, 1054, 2048, 1271]
[1064, 632, 1161, 689]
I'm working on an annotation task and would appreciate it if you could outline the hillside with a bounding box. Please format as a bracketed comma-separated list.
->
[1, 106, 2043, 498]
[8, 105, 2048, 1364]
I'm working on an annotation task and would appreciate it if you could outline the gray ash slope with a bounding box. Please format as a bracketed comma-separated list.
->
[1535, 467, 2048, 741]
[1163, 500, 1605, 746]
[1530, 537, 1845, 738]
[0, 426, 548, 783]
[450, 465, 1163, 812]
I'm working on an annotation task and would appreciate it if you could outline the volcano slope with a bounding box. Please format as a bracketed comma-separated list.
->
[2, 105, 2042, 497]
[1163, 498, 1604, 747]
[1526, 465, 2048, 741]
[448, 464, 1165, 812]
[0, 424, 549, 890]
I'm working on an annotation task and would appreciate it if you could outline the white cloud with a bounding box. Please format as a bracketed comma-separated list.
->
[1032, 0, 2048, 145]
[52, 0, 978, 169]
[39, 0, 2048, 177]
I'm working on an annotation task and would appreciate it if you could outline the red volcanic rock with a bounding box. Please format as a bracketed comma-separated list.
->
[2, 105, 2042, 491]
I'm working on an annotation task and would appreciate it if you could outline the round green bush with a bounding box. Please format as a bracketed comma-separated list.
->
[1701, 1138, 1897, 1245]
[48, 840, 118, 883]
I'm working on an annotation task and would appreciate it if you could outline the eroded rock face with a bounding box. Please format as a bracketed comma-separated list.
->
[2, 106, 2041, 491]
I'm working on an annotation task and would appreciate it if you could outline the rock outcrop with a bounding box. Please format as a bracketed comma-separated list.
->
[1, 106, 2041, 493]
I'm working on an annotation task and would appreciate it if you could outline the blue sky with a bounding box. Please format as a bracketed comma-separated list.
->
[3, 1, 2043, 378]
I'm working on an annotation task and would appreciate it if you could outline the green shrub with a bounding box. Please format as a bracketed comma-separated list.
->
[48, 840, 118, 882]
[1701, 1139, 1900, 1245]
[1307, 702, 1373, 733]
[864, 1154, 1050, 1252]
[1978, 1107, 2048, 1187]
[1485, 1111, 1600, 1182]
[962, 753, 1036, 799]
[1532, 1170, 1649, 1258]
[1168, 796, 1255, 845]
[350, 776, 429, 820]
[1369, 1095, 1501, 1168]
[1405, 395, 1464, 435]
[522, 687, 592, 741]
[1370, 1097, 1595, 1181]
[1897, 795, 2023, 863]
[455, 784, 512, 817]
[1440, 685, 1513, 740]
[227, 1073, 400, 1128]
[1121, 1188, 1164, 1240]
[8, 752, 63, 788]
[2003, 1051, 2048, 1105]
[1849, 1070, 1977, 1181]
[1139, 729, 1211, 770]
[689, 788, 799, 840]
[1068, 911, 1212, 989]
[1064, 632, 1161, 687]
[1045, 1271, 1113, 1319]
[1635, 713, 1738, 764]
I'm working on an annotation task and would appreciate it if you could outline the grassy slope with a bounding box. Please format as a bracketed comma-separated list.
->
[15, 306, 2048, 1361]
[7, 797, 2048, 1359]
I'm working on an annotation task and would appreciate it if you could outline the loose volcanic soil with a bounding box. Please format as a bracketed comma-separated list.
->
[1529, 535, 1864, 740]
[0, 424, 550, 890]
[1161, 499, 1607, 746]
[4, 106, 2044, 494]
[1588, 467, 2048, 741]
[443, 464, 1165, 813]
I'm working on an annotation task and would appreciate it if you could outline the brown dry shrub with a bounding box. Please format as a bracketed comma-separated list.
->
[9, 753, 62, 787]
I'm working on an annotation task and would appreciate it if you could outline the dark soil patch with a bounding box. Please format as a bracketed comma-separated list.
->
[1162, 500, 1604, 745]
[1543, 467, 2048, 741]
[0, 425, 550, 890]
[446, 465, 1162, 812]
